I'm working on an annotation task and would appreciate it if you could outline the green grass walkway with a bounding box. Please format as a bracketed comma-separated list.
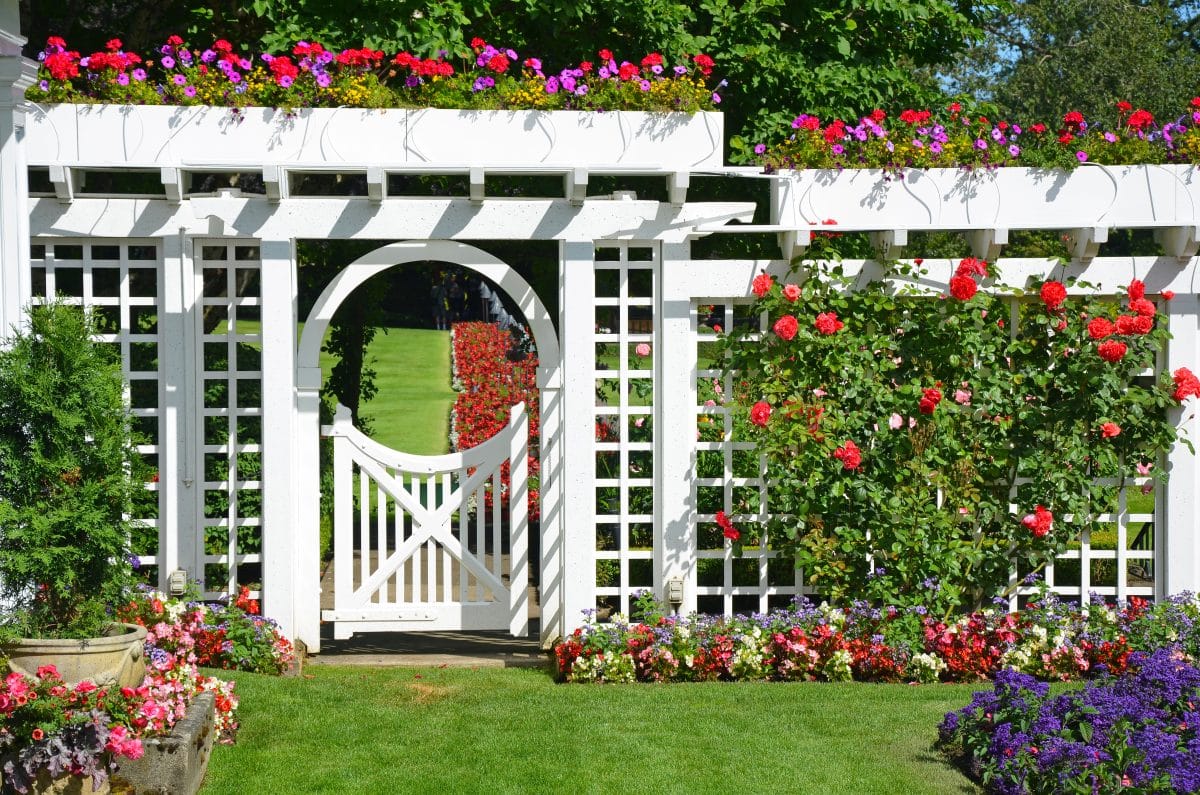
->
[201, 666, 982, 794]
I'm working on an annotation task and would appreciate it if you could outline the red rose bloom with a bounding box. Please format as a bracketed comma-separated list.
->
[949, 274, 977, 301]
[813, 311, 844, 335]
[1130, 298, 1156, 318]
[1087, 317, 1115, 339]
[715, 510, 739, 541]
[1101, 422, 1121, 438]
[1131, 315, 1154, 335]
[1116, 315, 1139, 335]
[31, 728, 44, 741]
[1172, 367, 1200, 402]
[1128, 279, 1145, 300]
[751, 273, 774, 298]
[956, 257, 988, 278]
[1098, 339, 1127, 362]
[1022, 505, 1053, 538]
[773, 314, 799, 341]
[1040, 280, 1067, 310]
[918, 387, 943, 415]
[1162, 290, 1175, 301]
[750, 401, 771, 426]
[833, 440, 862, 471]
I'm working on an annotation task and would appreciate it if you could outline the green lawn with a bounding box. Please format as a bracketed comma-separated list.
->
[201, 666, 983, 794]
[314, 325, 456, 456]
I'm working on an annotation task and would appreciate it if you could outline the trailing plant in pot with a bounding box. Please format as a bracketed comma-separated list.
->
[0, 301, 151, 686]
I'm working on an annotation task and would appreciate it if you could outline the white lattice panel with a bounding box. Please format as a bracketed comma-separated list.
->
[592, 243, 657, 617]
[28, 238, 163, 583]
[197, 240, 264, 601]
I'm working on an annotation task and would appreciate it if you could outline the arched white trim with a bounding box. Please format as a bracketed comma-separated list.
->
[296, 239, 559, 388]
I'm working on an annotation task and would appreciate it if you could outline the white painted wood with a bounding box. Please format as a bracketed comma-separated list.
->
[321, 403, 530, 637]
[659, 241, 697, 613]
[260, 237, 299, 639]
[560, 240, 597, 627]
[24, 105, 724, 170]
[28, 196, 755, 246]
[0, 48, 35, 339]
[1164, 292, 1200, 596]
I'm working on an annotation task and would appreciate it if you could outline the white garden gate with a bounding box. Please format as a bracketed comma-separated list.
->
[322, 402, 529, 638]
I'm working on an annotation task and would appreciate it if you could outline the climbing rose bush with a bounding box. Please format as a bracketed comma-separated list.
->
[719, 245, 1189, 616]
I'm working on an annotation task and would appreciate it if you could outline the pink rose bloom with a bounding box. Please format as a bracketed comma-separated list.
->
[635, 343, 651, 357]
[782, 283, 801, 301]
[888, 413, 903, 430]
[954, 389, 971, 405]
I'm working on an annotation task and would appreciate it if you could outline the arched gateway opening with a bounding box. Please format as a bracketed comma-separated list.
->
[295, 241, 560, 646]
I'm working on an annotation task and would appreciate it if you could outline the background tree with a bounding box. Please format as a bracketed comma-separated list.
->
[942, 0, 1200, 123]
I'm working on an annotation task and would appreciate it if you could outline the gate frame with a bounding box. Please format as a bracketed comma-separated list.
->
[295, 240, 560, 652]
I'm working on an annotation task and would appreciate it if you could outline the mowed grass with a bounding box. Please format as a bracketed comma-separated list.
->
[313, 325, 455, 455]
[201, 666, 982, 795]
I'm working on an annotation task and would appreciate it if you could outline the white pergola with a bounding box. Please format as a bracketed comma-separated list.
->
[2, 9, 1198, 653]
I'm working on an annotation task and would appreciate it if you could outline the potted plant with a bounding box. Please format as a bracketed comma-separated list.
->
[0, 301, 150, 688]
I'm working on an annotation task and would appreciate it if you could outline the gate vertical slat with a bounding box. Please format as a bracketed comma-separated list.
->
[442, 471, 453, 603]
[492, 470, 502, 582]
[333, 434, 352, 633]
[508, 404, 529, 636]
[376, 480, 387, 603]
[359, 463, 370, 600]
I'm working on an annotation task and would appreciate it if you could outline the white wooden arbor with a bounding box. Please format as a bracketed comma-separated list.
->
[2, 11, 1199, 653]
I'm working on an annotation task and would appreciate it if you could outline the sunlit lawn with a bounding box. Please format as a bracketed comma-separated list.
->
[201, 666, 983, 794]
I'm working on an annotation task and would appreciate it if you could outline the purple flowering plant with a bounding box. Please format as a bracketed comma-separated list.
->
[938, 649, 1200, 794]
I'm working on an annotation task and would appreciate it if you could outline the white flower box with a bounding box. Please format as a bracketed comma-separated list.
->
[779, 165, 1200, 231]
[24, 104, 724, 170]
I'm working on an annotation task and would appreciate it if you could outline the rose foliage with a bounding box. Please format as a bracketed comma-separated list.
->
[554, 591, 1200, 686]
[939, 649, 1200, 794]
[720, 243, 1190, 616]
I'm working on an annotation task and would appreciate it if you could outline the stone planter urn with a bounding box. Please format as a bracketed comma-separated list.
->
[3, 623, 147, 689]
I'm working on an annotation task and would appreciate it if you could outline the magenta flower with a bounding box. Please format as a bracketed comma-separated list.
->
[1008, 144, 1020, 157]
[161, 55, 176, 69]
[173, 74, 186, 86]
[1076, 150, 1088, 162]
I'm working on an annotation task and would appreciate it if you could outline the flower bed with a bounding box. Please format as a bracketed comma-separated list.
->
[450, 322, 540, 520]
[553, 591, 1200, 684]
[938, 649, 1200, 794]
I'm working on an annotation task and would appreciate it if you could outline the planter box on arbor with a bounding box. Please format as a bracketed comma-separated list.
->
[778, 165, 1200, 232]
[24, 105, 724, 171]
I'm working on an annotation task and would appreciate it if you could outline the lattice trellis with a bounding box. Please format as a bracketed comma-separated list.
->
[198, 241, 263, 601]
[28, 238, 163, 584]
[592, 243, 657, 617]
[693, 299, 808, 615]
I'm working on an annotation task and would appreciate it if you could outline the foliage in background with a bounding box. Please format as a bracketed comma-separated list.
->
[942, 0, 1200, 125]
[0, 302, 151, 639]
[554, 590, 1200, 685]
[717, 238, 1186, 615]
[938, 648, 1200, 794]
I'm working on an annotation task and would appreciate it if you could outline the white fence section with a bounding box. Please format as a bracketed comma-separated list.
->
[321, 402, 530, 639]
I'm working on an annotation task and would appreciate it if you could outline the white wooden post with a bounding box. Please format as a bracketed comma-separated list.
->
[1163, 292, 1200, 596]
[658, 239, 697, 613]
[158, 232, 201, 589]
[259, 238, 300, 642]
[0, 9, 34, 339]
[508, 403, 530, 636]
[560, 240, 596, 630]
[537, 376, 564, 643]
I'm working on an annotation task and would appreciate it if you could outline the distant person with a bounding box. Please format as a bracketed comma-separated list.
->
[431, 274, 448, 330]
[448, 275, 466, 321]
